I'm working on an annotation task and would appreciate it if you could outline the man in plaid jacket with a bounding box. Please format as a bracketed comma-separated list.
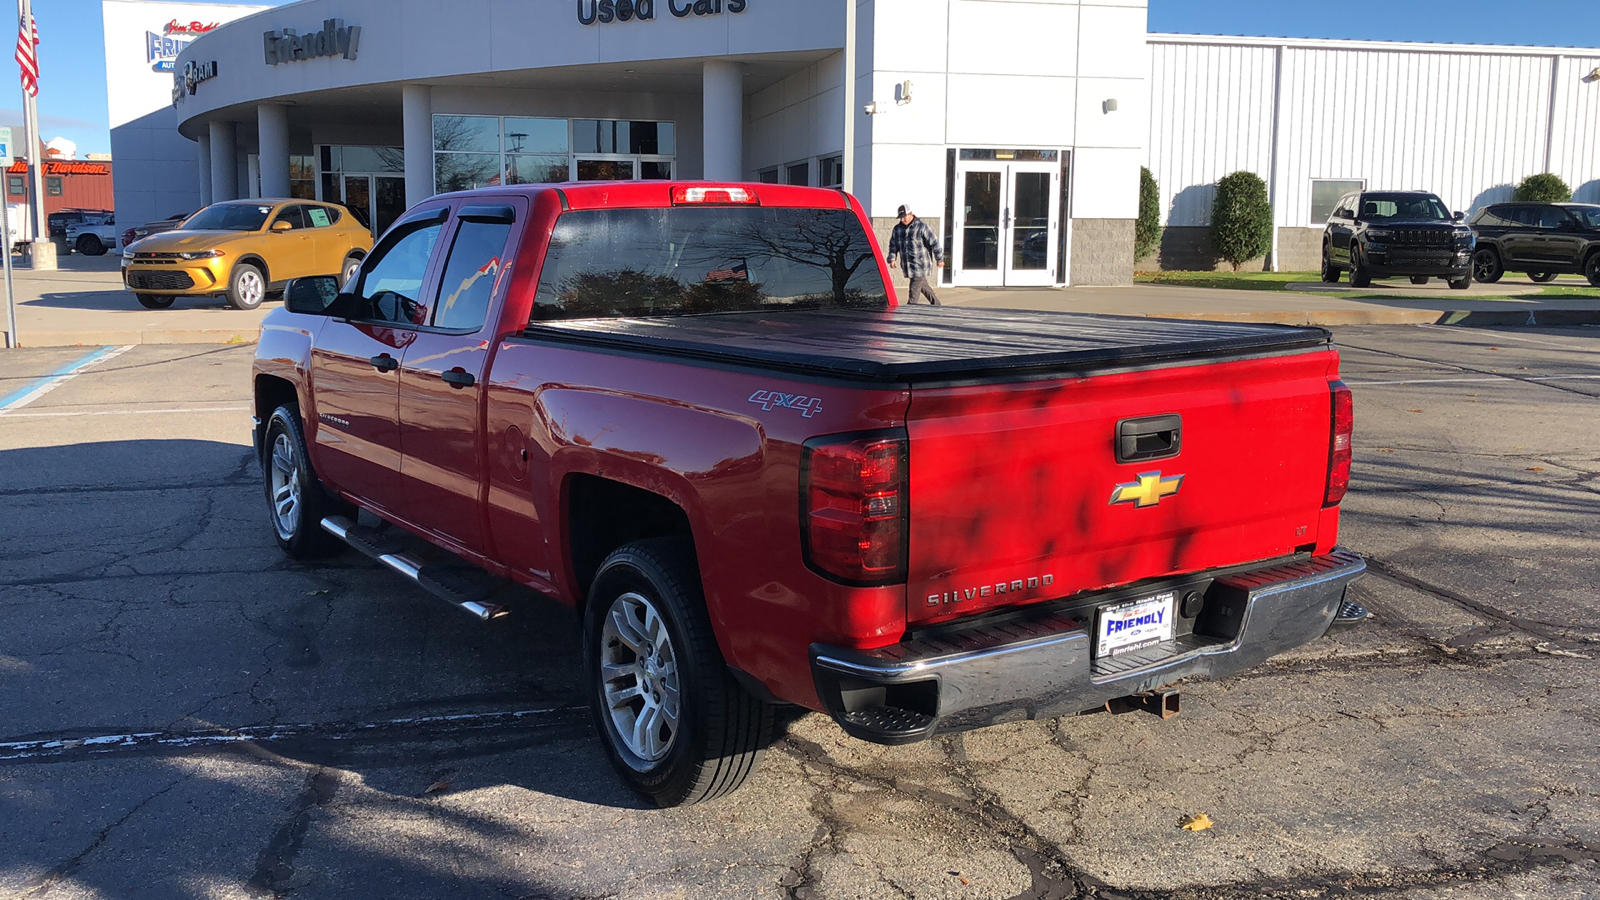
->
[886, 205, 943, 305]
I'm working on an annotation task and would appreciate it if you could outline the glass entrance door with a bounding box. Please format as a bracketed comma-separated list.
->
[338, 174, 407, 236]
[952, 160, 1060, 287]
[575, 157, 637, 181]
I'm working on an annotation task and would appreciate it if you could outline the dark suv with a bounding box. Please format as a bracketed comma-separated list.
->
[1321, 191, 1474, 289]
[1469, 203, 1600, 287]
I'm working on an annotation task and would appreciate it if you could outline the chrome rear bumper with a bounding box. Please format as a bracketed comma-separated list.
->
[810, 549, 1367, 745]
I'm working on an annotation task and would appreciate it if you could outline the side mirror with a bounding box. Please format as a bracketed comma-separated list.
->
[1453, 211, 1466, 222]
[271, 220, 294, 232]
[285, 276, 343, 315]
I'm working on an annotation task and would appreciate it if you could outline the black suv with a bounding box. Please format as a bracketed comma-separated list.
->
[1321, 191, 1474, 289]
[1469, 203, 1600, 287]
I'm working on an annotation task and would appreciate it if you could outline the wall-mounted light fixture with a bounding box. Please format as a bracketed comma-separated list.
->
[896, 80, 912, 104]
[863, 101, 881, 115]
[1103, 98, 1119, 113]
[1586, 67, 1600, 83]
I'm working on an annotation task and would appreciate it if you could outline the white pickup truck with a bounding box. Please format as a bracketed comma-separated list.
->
[66, 214, 117, 256]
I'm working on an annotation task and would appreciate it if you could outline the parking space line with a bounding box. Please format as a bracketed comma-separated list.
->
[0, 707, 584, 762]
[1347, 375, 1600, 387]
[0, 345, 135, 416]
[0, 405, 251, 419]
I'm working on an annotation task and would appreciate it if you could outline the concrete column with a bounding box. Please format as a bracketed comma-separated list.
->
[257, 102, 291, 199]
[208, 120, 238, 202]
[702, 61, 744, 181]
[197, 132, 213, 207]
[402, 83, 434, 207]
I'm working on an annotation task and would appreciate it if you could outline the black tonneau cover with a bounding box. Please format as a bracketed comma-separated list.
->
[519, 307, 1331, 383]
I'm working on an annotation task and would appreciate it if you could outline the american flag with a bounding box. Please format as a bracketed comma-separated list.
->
[15, 12, 38, 98]
[705, 261, 749, 283]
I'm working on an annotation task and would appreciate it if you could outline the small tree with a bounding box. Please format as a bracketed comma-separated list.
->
[1209, 171, 1273, 272]
[1514, 173, 1572, 203]
[1135, 167, 1163, 262]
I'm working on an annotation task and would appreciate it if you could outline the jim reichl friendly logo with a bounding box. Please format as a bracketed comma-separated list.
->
[1110, 471, 1184, 508]
[263, 19, 361, 65]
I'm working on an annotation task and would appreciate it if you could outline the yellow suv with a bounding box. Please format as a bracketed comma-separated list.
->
[124, 199, 374, 310]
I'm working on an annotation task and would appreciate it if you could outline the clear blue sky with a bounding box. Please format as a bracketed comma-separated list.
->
[10, 0, 1600, 158]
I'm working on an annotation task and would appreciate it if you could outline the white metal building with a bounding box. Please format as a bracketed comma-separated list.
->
[1146, 34, 1600, 271]
[105, 0, 1149, 287]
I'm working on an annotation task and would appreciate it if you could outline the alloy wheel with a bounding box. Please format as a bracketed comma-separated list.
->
[238, 269, 265, 307]
[268, 432, 302, 541]
[599, 591, 681, 767]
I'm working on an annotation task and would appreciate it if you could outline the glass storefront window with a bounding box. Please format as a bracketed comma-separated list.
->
[507, 155, 570, 185]
[503, 118, 569, 156]
[639, 160, 673, 180]
[434, 115, 500, 154]
[436, 153, 502, 193]
[574, 120, 675, 156]
[341, 146, 405, 174]
[819, 156, 843, 188]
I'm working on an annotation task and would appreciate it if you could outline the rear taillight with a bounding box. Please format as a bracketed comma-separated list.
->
[1325, 380, 1353, 506]
[801, 432, 908, 585]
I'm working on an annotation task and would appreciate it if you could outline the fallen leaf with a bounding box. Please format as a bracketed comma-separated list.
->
[424, 780, 452, 795]
[1180, 813, 1214, 832]
[1527, 467, 1545, 473]
[1378, 448, 1395, 453]
[1489, 347, 1500, 351]
[1408, 409, 1424, 413]
[960, 877, 971, 886]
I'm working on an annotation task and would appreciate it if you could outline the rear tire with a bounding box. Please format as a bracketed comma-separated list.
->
[1320, 245, 1340, 283]
[1409, 275, 1429, 285]
[228, 263, 266, 311]
[262, 404, 347, 559]
[1348, 245, 1372, 288]
[1587, 253, 1600, 288]
[1528, 271, 1557, 284]
[341, 255, 363, 290]
[584, 537, 772, 807]
[135, 293, 174, 309]
[1473, 248, 1504, 284]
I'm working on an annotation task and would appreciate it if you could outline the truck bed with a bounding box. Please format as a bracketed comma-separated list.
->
[519, 307, 1331, 382]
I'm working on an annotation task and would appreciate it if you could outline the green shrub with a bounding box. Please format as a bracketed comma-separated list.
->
[1135, 167, 1163, 262]
[1514, 173, 1572, 203]
[1210, 171, 1273, 272]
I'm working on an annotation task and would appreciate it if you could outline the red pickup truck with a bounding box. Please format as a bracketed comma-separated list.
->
[253, 182, 1365, 807]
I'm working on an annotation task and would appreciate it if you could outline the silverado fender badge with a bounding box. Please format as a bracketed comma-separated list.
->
[748, 390, 823, 418]
[1110, 471, 1184, 508]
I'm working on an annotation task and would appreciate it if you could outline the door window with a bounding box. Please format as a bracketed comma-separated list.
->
[272, 205, 307, 230]
[306, 205, 337, 228]
[432, 219, 514, 331]
[1536, 207, 1572, 230]
[1012, 171, 1051, 271]
[352, 219, 445, 324]
[962, 172, 1002, 271]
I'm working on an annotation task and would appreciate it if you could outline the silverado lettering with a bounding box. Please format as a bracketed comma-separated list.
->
[253, 181, 1366, 808]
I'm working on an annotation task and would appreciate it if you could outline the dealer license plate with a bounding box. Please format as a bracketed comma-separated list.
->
[1095, 592, 1176, 658]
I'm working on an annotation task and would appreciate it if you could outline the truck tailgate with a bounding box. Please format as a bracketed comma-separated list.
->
[907, 349, 1339, 623]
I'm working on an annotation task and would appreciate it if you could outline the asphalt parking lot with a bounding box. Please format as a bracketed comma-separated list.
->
[1, 325, 1597, 899]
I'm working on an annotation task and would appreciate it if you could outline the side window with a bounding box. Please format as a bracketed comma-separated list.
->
[273, 205, 307, 230]
[305, 205, 336, 228]
[432, 219, 514, 331]
[1538, 207, 1571, 230]
[352, 219, 445, 324]
[1507, 207, 1537, 228]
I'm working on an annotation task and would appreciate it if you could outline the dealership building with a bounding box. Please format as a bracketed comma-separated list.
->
[103, 0, 1600, 284]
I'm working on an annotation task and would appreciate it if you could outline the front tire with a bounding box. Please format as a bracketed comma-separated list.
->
[1587, 253, 1600, 288]
[1320, 244, 1340, 283]
[1448, 275, 1471, 290]
[584, 538, 772, 807]
[228, 263, 266, 310]
[76, 234, 106, 256]
[1528, 271, 1557, 284]
[135, 293, 174, 309]
[1410, 275, 1430, 285]
[1348, 245, 1372, 288]
[262, 405, 345, 559]
[1473, 248, 1504, 284]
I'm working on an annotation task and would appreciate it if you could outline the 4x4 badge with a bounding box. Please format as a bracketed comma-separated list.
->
[1111, 471, 1184, 508]
[749, 390, 823, 418]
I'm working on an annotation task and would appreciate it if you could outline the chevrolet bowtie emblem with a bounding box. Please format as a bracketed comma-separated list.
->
[1110, 471, 1184, 508]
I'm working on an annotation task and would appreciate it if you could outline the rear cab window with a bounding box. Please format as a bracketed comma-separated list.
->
[529, 206, 889, 323]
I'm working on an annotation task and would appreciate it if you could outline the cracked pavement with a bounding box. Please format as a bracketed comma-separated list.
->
[1, 328, 1598, 899]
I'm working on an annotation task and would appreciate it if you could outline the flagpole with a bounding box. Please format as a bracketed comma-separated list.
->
[18, 0, 47, 269]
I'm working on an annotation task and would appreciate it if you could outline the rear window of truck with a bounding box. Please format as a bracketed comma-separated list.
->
[530, 207, 889, 322]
